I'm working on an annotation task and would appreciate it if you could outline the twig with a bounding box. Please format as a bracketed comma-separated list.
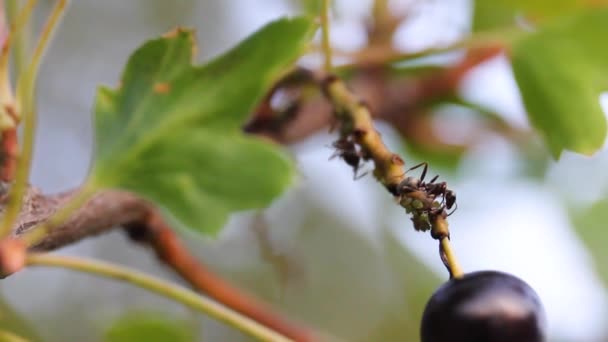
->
[367, 0, 403, 48]
[1, 0, 68, 237]
[320, 0, 332, 72]
[246, 46, 503, 144]
[440, 236, 463, 278]
[321, 74, 463, 277]
[25, 253, 292, 342]
[0, 0, 37, 185]
[6, 0, 33, 79]
[11, 188, 148, 250]
[0, 186, 316, 342]
[124, 211, 316, 342]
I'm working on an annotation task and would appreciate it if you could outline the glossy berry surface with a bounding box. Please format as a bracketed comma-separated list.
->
[421, 270, 546, 342]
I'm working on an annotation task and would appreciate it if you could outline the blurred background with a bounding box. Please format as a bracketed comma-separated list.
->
[2, 0, 608, 341]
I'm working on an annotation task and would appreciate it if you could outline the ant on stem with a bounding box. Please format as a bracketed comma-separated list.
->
[397, 162, 457, 216]
[329, 136, 369, 180]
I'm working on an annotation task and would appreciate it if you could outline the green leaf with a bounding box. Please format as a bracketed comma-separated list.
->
[0, 296, 41, 342]
[90, 17, 316, 235]
[103, 312, 195, 342]
[473, 0, 608, 31]
[511, 10, 608, 158]
[571, 199, 608, 286]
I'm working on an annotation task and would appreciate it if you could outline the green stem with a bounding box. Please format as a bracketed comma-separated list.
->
[25, 253, 292, 342]
[0, 0, 67, 237]
[440, 237, 464, 279]
[0, 0, 37, 130]
[320, 0, 332, 71]
[6, 0, 33, 82]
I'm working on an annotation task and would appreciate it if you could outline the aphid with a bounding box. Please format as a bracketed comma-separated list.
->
[411, 211, 431, 232]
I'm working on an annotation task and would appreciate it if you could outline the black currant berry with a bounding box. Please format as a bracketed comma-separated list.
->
[421, 270, 546, 342]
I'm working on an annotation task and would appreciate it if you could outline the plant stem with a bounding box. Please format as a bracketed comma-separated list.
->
[320, 0, 332, 71]
[0, 0, 67, 237]
[19, 182, 97, 247]
[0, 0, 36, 238]
[6, 0, 33, 81]
[0, 0, 37, 189]
[25, 253, 292, 342]
[440, 237, 463, 279]
[321, 72, 465, 280]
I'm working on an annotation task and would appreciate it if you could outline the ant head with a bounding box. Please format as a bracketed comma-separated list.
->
[445, 190, 456, 209]
[332, 138, 353, 149]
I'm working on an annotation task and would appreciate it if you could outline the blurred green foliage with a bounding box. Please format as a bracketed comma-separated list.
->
[0, 295, 41, 341]
[473, 0, 608, 31]
[572, 199, 608, 286]
[104, 312, 196, 342]
[512, 10, 608, 158]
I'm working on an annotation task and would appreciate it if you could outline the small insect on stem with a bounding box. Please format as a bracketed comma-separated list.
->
[423, 177, 457, 215]
[396, 162, 458, 216]
[330, 135, 369, 180]
[396, 162, 428, 195]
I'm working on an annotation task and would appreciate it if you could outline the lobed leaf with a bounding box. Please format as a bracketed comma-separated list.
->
[91, 17, 316, 235]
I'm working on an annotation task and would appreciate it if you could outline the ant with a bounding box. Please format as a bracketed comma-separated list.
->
[330, 136, 368, 180]
[424, 181, 457, 215]
[396, 162, 429, 195]
[396, 162, 458, 216]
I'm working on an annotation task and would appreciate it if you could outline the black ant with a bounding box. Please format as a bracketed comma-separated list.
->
[421, 175, 457, 216]
[396, 162, 429, 195]
[330, 136, 368, 179]
[397, 162, 458, 216]
[424, 181, 457, 215]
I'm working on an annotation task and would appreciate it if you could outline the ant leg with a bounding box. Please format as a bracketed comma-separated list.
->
[438, 193, 446, 206]
[447, 203, 458, 216]
[354, 169, 369, 180]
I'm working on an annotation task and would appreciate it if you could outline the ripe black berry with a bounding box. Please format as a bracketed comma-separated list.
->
[421, 270, 546, 342]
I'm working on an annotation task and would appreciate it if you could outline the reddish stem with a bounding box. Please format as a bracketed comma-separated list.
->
[126, 210, 316, 342]
[0, 127, 18, 182]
